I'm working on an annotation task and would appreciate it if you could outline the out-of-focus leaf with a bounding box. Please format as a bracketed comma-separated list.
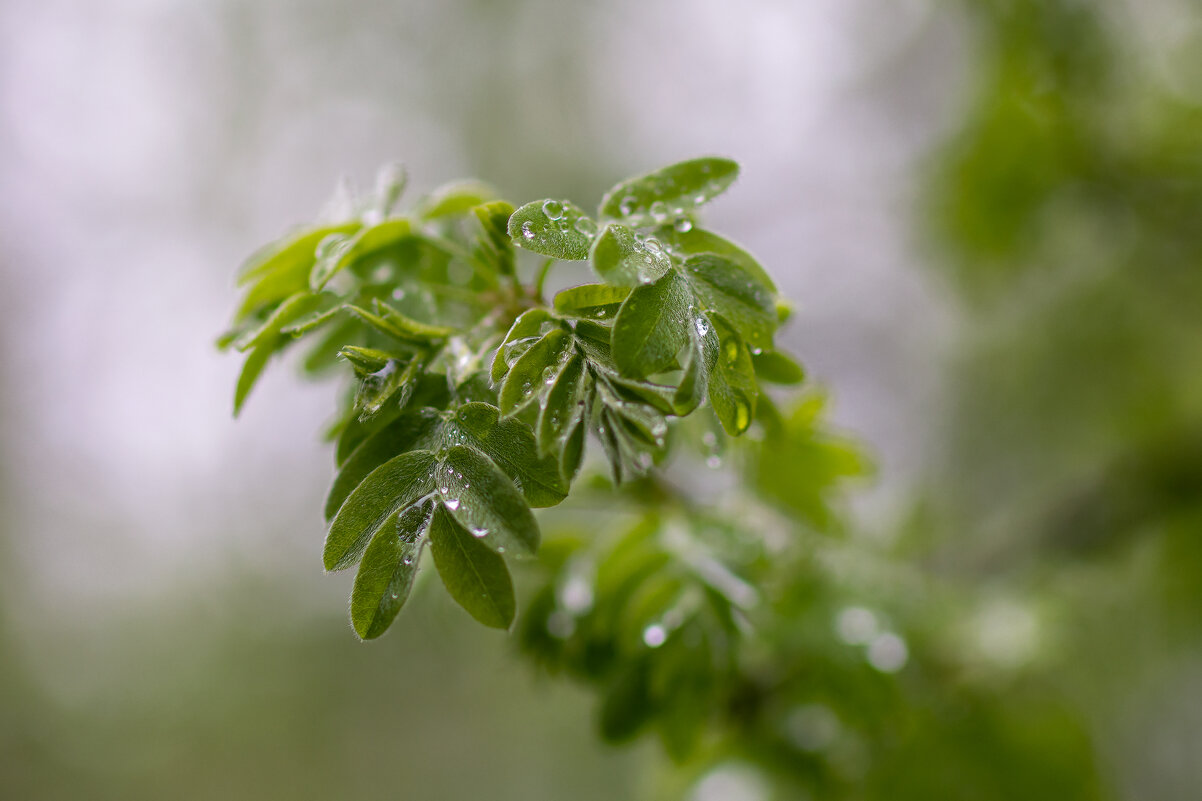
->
[752, 349, 805, 385]
[310, 219, 413, 290]
[491, 308, 556, 383]
[345, 300, 456, 343]
[599, 157, 739, 226]
[233, 344, 272, 417]
[657, 226, 777, 293]
[428, 503, 516, 629]
[418, 181, 499, 220]
[472, 200, 516, 278]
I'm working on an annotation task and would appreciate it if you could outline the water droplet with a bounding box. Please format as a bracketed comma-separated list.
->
[439, 485, 449, 494]
[674, 217, 693, 233]
[521, 220, 535, 240]
[402, 557, 413, 565]
[618, 195, 637, 216]
[693, 192, 707, 204]
[695, 318, 710, 336]
[496, 546, 506, 554]
[650, 200, 669, 223]
[542, 199, 564, 220]
[573, 216, 598, 237]
[702, 432, 717, 447]
[390, 591, 399, 599]
[470, 527, 489, 538]
[867, 632, 909, 673]
[391, 288, 406, 301]
[444, 498, 460, 511]
[706, 455, 723, 469]
[835, 606, 879, 645]
[735, 401, 750, 432]
[643, 624, 667, 648]
[559, 575, 594, 613]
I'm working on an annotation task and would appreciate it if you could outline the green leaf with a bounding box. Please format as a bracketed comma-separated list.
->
[499, 327, 572, 415]
[310, 219, 413, 290]
[345, 300, 456, 344]
[354, 357, 422, 421]
[437, 445, 540, 556]
[325, 409, 442, 520]
[492, 308, 555, 383]
[473, 200, 516, 278]
[417, 181, 499, 220]
[236, 223, 361, 288]
[444, 403, 568, 508]
[428, 504, 515, 629]
[234, 291, 337, 352]
[599, 157, 739, 226]
[657, 226, 777, 293]
[325, 450, 438, 570]
[599, 658, 655, 742]
[233, 345, 272, 417]
[350, 500, 433, 639]
[589, 223, 672, 287]
[680, 254, 776, 352]
[553, 283, 630, 322]
[752, 349, 805, 385]
[538, 353, 587, 456]
[702, 317, 758, 436]
[611, 270, 692, 378]
[507, 199, 597, 260]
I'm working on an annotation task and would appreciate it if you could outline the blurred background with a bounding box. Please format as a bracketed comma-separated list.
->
[2, 0, 1201, 798]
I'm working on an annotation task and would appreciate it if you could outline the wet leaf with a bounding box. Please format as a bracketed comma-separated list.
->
[436, 445, 540, 556]
[553, 283, 630, 322]
[428, 504, 515, 629]
[589, 223, 672, 287]
[508, 198, 596, 260]
[681, 254, 776, 352]
[611, 270, 692, 378]
[350, 500, 433, 639]
[599, 157, 739, 226]
[325, 450, 438, 571]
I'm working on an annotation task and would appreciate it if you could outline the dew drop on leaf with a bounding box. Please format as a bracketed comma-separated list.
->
[542, 199, 564, 220]
[650, 200, 669, 223]
[695, 318, 709, 336]
[521, 220, 536, 240]
[619, 195, 637, 216]
[444, 498, 460, 511]
[674, 217, 693, 233]
[643, 623, 667, 648]
[573, 216, 598, 237]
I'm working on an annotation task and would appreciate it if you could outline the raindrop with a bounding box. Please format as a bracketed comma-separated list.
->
[618, 195, 637, 216]
[674, 217, 694, 233]
[573, 216, 598, 237]
[521, 221, 536, 240]
[867, 632, 909, 673]
[470, 527, 489, 539]
[695, 318, 710, 337]
[835, 606, 879, 645]
[444, 498, 460, 511]
[643, 624, 667, 648]
[542, 199, 564, 220]
[706, 455, 722, 469]
[650, 201, 669, 223]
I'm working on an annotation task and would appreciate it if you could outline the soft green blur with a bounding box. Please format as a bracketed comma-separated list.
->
[3, 0, 1202, 798]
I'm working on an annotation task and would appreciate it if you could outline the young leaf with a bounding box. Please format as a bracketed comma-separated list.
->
[350, 500, 433, 639]
[325, 450, 438, 571]
[553, 284, 630, 322]
[234, 291, 339, 352]
[752, 349, 805, 385]
[473, 200, 516, 278]
[233, 344, 272, 417]
[537, 353, 587, 456]
[491, 308, 555, 383]
[417, 181, 498, 220]
[499, 327, 572, 415]
[611, 270, 692, 378]
[599, 157, 739, 226]
[589, 223, 672, 287]
[437, 445, 540, 556]
[236, 223, 361, 288]
[507, 199, 596, 261]
[702, 317, 758, 436]
[345, 301, 456, 344]
[310, 219, 413, 290]
[428, 504, 515, 629]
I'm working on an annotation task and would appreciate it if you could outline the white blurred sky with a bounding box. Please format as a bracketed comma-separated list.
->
[0, 0, 966, 609]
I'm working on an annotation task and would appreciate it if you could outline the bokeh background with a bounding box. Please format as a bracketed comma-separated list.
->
[3, 0, 1201, 798]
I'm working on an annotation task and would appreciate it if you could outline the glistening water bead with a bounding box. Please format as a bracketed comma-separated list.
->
[541, 199, 565, 220]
